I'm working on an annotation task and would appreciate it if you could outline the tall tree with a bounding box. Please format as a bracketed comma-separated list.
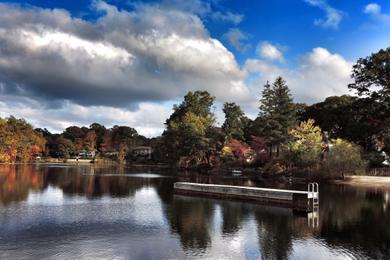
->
[348, 47, 390, 100]
[348, 47, 390, 150]
[89, 123, 107, 151]
[259, 77, 296, 156]
[222, 102, 247, 141]
[162, 91, 216, 167]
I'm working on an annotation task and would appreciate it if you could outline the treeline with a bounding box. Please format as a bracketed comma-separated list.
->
[155, 47, 390, 177]
[0, 47, 389, 177]
[36, 124, 152, 163]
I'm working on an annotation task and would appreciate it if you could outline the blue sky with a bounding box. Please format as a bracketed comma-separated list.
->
[0, 0, 389, 136]
[4, 0, 388, 62]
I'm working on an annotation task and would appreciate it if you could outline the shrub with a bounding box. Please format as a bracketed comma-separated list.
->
[322, 139, 366, 179]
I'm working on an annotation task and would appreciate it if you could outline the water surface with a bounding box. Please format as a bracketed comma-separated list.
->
[0, 164, 389, 259]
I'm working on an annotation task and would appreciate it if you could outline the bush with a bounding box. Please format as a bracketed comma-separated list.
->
[322, 139, 366, 179]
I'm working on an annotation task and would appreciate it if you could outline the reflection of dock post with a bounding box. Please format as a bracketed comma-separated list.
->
[307, 206, 319, 228]
[307, 182, 319, 228]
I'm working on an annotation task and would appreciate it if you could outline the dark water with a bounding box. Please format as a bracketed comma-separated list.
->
[0, 165, 389, 260]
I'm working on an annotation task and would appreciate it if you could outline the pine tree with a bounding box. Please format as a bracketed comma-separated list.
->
[259, 77, 297, 156]
[222, 102, 247, 141]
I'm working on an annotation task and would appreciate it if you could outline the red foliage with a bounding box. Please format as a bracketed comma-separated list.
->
[31, 144, 40, 156]
[225, 139, 252, 161]
[250, 135, 270, 163]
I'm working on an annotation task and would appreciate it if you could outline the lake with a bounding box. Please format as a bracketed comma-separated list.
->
[0, 164, 389, 259]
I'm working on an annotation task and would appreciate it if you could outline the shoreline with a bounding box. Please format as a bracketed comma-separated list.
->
[334, 175, 390, 188]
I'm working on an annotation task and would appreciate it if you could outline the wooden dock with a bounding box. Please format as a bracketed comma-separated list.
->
[174, 182, 319, 212]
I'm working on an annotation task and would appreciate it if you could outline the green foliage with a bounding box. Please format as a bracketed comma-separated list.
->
[259, 77, 297, 148]
[222, 102, 247, 140]
[289, 119, 324, 167]
[348, 47, 390, 151]
[322, 139, 366, 179]
[348, 47, 390, 100]
[162, 91, 217, 166]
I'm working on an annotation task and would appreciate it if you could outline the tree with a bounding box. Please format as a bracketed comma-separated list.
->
[259, 77, 297, 156]
[323, 139, 366, 179]
[117, 143, 128, 164]
[89, 123, 107, 151]
[162, 91, 216, 167]
[348, 47, 390, 100]
[302, 95, 358, 139]
[289, 119, 324, 168]
[222, 102, 247, 141]
[348, 47, 390, 150]
[83, 130, 97, 151]
[0, 116, 46, 162]
[56, 136, 75, 158]
[111, 125, 138, 149]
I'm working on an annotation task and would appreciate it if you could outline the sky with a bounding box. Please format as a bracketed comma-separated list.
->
[0, 0, 389, 137]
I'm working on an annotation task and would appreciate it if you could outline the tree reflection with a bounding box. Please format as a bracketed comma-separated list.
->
[0, 164, 174, 203]
[319, 185, 390, 259]
[218, 201, 250, 235]
[165, 195, 214, 252]
[254, 207, 293, 260]
[0, 165, 44, 205]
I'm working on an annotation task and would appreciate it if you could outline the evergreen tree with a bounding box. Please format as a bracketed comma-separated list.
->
[259, 77, 296, 156]
[222, 102, 247, 141]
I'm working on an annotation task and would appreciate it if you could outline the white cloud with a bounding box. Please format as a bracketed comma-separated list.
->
[0, 1, 251, 107]
[160, 0, 243, 24]
[364, 3, 390, 24]
[304, 0, 343, 29]
[365, 3, 381, 15]
[0, 94, 172, 137]
[245, 47, 353, 104]
[256, 42, 285, 63]
[222, 28, 251, 52]
[211, 11, 243, 25]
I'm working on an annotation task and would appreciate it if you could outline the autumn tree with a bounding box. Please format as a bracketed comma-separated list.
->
[89, 123, 107, 151]
[0, 116, 46, 162]
[289, 119, 324, 168]
[117, 143, 128, 164]
[83, 130, 97, 151]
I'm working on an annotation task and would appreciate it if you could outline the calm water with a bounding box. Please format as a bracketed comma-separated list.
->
[0, 165, 389, 260]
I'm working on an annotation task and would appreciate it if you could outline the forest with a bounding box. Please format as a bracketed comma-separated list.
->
[0, 47, 389, 178]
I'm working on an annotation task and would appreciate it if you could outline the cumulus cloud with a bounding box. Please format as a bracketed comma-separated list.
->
[245, 47, 353, 104]
[160, 0, 243, 24]
[364, 3, 390, 24]
[0, 94, 172, 137]
[222, 28, 251, 52]
[304, 0, 343, 29]
[256, 42, 285, 63]
[0, 1, 250, 108]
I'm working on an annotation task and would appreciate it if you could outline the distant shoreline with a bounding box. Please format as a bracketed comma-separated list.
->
[334, 176, 390, 188]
